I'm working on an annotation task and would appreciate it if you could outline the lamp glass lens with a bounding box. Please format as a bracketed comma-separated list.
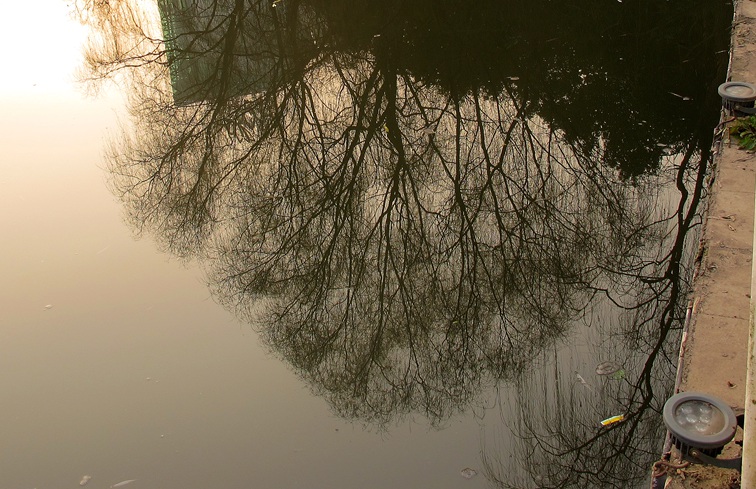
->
[674, 400, 724, 435]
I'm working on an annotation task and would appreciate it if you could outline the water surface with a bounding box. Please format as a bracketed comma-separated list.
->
[0, 1, 733, 488]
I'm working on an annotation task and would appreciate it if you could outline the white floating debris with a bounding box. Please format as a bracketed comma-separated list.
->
[80, 475, 92, 486]
[668, 92, 692, 101]
[111, 480, 136, 488]
[575, 371, 593, 390]
[44, 304, 53, 310]
[460, 467, 478, 480]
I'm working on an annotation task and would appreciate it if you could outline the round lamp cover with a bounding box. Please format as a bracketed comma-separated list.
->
[718, 81, 756, 102]
[663, 391, 737, 450]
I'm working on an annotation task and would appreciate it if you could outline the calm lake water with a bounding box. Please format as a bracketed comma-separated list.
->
[0, 1, 733, 488]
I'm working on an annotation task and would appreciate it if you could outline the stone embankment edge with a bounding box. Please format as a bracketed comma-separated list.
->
[726, 0, 756, 484]
[652, 0, 756, 486]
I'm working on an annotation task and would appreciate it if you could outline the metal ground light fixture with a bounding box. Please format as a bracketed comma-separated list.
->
[718, 81, 756, 113]
[663, 391, 737, 457]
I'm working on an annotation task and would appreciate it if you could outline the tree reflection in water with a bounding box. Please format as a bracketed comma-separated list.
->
[74, 0, 730, 486]
[484, 141, 711, 488]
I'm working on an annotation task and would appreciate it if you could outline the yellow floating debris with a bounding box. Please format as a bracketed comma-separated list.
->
[600, 414, 625, 427]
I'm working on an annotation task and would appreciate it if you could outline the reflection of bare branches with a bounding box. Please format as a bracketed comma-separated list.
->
[74, 0, 727, 477]
[483, 140, 709, 488]
[74, 0, 680, 427]
[73, 0, 166, 90]
[199, 59, 667, 425]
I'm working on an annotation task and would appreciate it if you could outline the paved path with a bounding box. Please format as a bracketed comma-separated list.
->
[664, 1, 756, 486]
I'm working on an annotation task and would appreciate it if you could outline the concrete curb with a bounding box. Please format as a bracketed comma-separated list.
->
[744, 171, 756, 488]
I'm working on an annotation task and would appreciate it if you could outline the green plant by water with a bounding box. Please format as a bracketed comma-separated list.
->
[730, 115, 756, 151]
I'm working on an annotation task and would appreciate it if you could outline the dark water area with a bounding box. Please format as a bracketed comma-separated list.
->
[0, 0, 733, 488]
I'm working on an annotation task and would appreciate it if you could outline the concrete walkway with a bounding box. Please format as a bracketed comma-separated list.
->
[680, 148, 753, 410]
[662, 0, 756, 486]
